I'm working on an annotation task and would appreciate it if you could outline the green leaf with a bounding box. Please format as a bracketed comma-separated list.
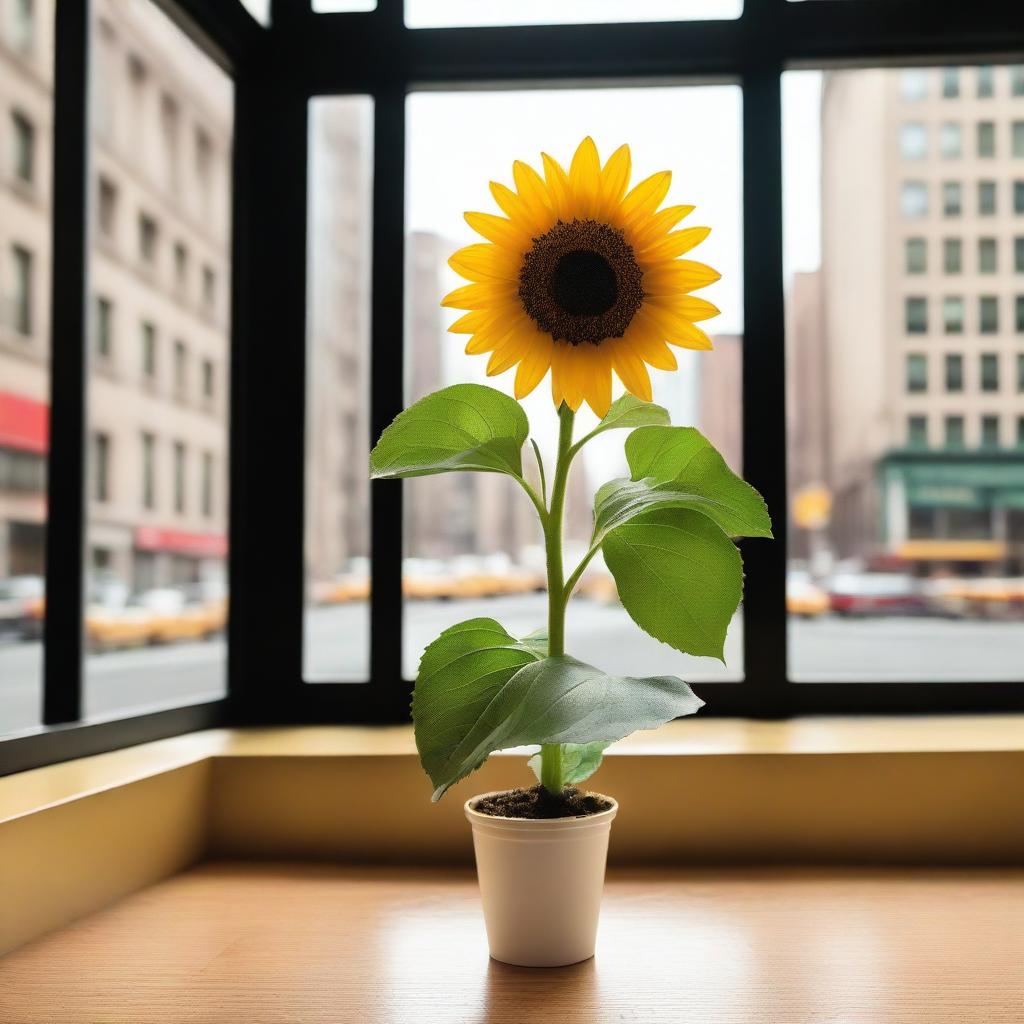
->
[583, 395, 670, 440]
[370, 383, 529, 480]
[413, 618, 544, 798]
[528, 742, 608, 787]
[418, 646, 703, 800]
[593, 426, 772, 544]
[602, 509, 743, 661]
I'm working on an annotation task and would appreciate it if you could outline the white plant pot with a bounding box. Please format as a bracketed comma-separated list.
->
[464, 791, 618, 967]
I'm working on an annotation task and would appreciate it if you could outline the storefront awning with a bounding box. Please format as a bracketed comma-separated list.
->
[0, 391, 48, 455]
[134, 527, 227, 559]
[897, 540, 1009, 562]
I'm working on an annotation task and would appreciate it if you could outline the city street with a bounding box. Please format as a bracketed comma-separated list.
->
[2, 594, 1022, 733]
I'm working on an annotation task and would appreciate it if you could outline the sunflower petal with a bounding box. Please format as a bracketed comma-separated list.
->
[640, 226, 711, 262]
[552, 341, 585, 411]
[581, 345, 613, 418]
[642, 303, 716, 349]
[663, 321, 714, 351]
[441, 281, 517, 310]
[627, 322, 678, 370]
[541, 152, 573, 221]
[620, 170, 671, 225]
[655, 294, 721, 323]
[611, 343, 653, 402]
[569, 136, 601, 219]
[447, 309, 501, 334]
[642, 260, 721, 295]
[598, 144, 631, 219]
[628, 204, 695, 250]
[448, 243, 520, 283]
[513, 334, 553, 399]
[489, 180, 531, 222]
[513, 160, 552, 222]
[464, 211, 531, 252]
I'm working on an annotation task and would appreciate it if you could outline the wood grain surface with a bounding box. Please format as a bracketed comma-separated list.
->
[0, 862, 1021, 1023]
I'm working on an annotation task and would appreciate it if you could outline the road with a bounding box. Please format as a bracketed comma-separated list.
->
[2, 594, 1022, 733]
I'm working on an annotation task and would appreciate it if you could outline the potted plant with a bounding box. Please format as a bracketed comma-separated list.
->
[370, 138, 771, 967]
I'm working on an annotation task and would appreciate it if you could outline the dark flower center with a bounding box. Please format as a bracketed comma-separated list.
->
[518, 219, 644, 346]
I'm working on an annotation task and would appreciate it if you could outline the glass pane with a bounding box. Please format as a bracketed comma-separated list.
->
[0, 0, 52, 733]
[313, 1, 376, 10]
[405, 85, 744, 683]
[406, 0, 741, 29]
[785, 67, 1024, 683]
[304, 96, 373, 682]
[84, 0, 232, 717]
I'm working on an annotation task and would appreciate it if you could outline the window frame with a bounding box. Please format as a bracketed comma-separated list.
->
[4, 0, 1023, 778]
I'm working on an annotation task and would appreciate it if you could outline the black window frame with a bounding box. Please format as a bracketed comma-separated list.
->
[3, 0, 1022, 778]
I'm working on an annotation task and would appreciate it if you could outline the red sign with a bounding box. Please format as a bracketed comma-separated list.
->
[134, 526, 227, 559]
[0, 391, 49, 454]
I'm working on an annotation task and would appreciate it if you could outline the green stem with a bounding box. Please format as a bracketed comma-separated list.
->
[563, 543, 601, 603]
[539, 403, 576, 794]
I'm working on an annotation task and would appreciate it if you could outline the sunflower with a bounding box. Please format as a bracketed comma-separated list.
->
[442, 137, 721, 418]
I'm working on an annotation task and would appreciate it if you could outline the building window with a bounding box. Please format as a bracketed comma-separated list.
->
[173, 441, 186, 514]
[979, 296, 998, 333]
[900, 122, 926, 160]
[944, 415, 965, 449]
[1017, 295, 1024, 332]
[93, 432, 110, 502]
[939, 122, 961, 158]
[907, 415, 928, 448]
[138, 214, 158, 264]
[941, 67, 960, 98]
[942, 296, 962, 334]
[1018, 417, 1024, 448]
[942, 181, 961, 216]
[1016, 181, 1024, 213]
[202, 358, 215, 399]
[980, 353, 999, 392]
[201, 452, 214, 518]
[978, 180, 996, 215]
[11, 111, 34, 185]
[196, 128, 213, 184]
[978, 237, 997, 273]
[945, 353, 963, 392]
[11, 0, 34, 53]
[943, 238, 962, 273]
[141, 321, 157, 378]
[173, 340, 188, 396]
[901, 181, 928, 217]
[905, 353, 927, 392]
[141, 432, 156, 510]
[98, 177, 118, 238]
[980, 415, 1000, 449]
[174, 242, 188, 289]
[94, 296, 113, 359]
[11, 244, 32, 336]
[1016, 238, 1024, 273]
[1013, 66, 1024, 97]
[202, 266, 216, 309]
[1018, 353, 1024, 392]
[160, 94, 180, 194]
[977, 121, 995, 157]
[900, 70, 928, 100]
[905, 296, 928, 333]
[977, 65, 994, 98]
[1014, 122, 1024, 158]
[904, 237, 926, 274]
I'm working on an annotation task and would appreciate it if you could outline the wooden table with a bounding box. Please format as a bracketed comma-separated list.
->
[1, 863, 1021, 1022]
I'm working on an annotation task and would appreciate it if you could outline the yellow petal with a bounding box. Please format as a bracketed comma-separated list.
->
[447, 309, 510, 334]
[626, 318, 678, 370]
[664, 321, 714, 351]
[627, 204, 695, 251]
[513, 160, 553, 222]
[580, 346, 612, 418]
[551, 341, 584, 411]
[464, 211, 531, 252]
[642, 303, 715, 349]
[620, 170, 671, 225]
[541, 152, 573, 221]
[441, 281, 517, 310]
[569, 137, 601, 219]
[642, 260, 721, 295]
[513, 334, 553, 399]
[598, 144, 631, 219]
[448, 243, 520, 282]
[652, 294, 721, 323]
[611, 343, 653, 402]
[640, 226, 711, 263]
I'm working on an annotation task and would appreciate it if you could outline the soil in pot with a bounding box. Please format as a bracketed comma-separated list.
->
[473, 785, 613, 819]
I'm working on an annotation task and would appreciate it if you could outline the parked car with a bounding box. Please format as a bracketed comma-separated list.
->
[135, 587, 223, 644]
[0, 575, 44, 641]
[827, 573, 927, 617]
[786, 571, 829, 618]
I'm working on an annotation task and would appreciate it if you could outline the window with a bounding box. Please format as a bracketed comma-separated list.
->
[1013, 66, 1024, 97]
[202, 358, 215, 399]
[1018, 353, 1024, 392]
[904, 238, 926, 274]
[1014, 122, 1024, 158]
[900, 123, 926, 160]
[980, 353, 999, 392]
[138, 214, 158, 264]
[196, 128, 213, 185]
[1017, 295, 1024, 332]
[944, 415, 965, 449]
[202, 452, 214, 518]
[901, 181, 927, 217]
[977, 65, 994, 97]
[92, 432, 111, 502]
[141, 433, 156, 510]
[906, 415, 928, 448]
[979, 296, 998, 333]
[1018, 417, 1024, 447]
[939, 122, 960, 158]
[905, 353, 927, 392]
[141, 321, 157, 378]
[945, 353, 963, 392]
[98, 177, 118, 238]
[943, 238, 962, 273]
[10, 0, 34, 52]
[1016, 181, 1024, 214]
[174, 243, 188, 289]
[977, 121, 995, 157]
[11, 244, 32, 335]
[1016, 238, 1024, 273]
[980, 415, 1000, 449]
[941, 67, 960, 98]
[173, 340, 188, 396]
[11, 111, 34, 184]
[942, 181, 960, 216]
[173, 441, 186, 514]
[160, 94, 180, 194]
[942, 297, 963, 333]
[978, 180, 996, 215]
[978, 237, 997, 273]
[905, 297, 927, 333]
[94, 296, 113, 359]
[900, 69, 928, 100]
[202, 265, 216, 309]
